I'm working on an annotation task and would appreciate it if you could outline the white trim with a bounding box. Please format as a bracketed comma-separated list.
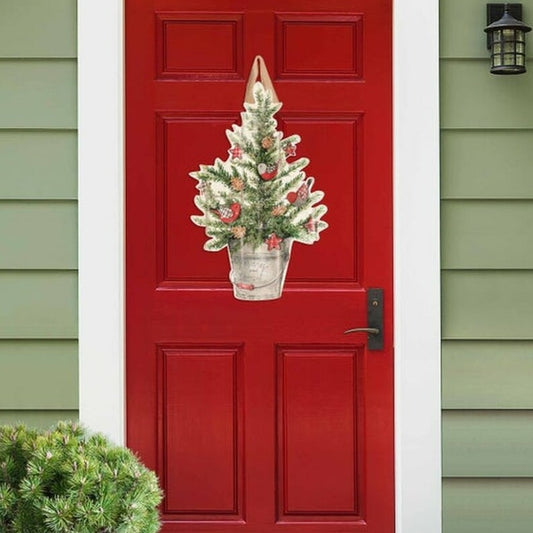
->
[394, 1, 442, 532]
[78, 0, 442, 529]
[78, 0, 125, 445]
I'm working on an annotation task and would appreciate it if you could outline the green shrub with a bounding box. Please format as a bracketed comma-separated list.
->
[0, 421, 162, 532]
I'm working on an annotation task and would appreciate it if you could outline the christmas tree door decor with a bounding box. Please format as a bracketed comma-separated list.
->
[190, 55, 328, 301]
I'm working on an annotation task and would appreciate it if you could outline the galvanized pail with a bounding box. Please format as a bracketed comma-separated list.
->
[228, 239, 292, 301]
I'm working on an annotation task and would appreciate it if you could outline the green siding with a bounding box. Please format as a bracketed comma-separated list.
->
[0, 131, 77, 199]
[442, 341, 533, 409]
[442, 271, 533, 339]
[0, 0, 78, 427]
[443, 479, 533, 533]
[0, 201, 77, 269]
[0, 272, 77, 338]
[442, 201, 533, 268]
[0, 341, 78, 409]
[0, 411, 78, 428]
[443, 411, 533, 476]
[441, 1, 533, 530]
[441, 60, 533, 129]
[0, 60, 76, 129]
[441, 130, 533, 199]
[439, 1, 486, 59]
[0, 0, 76, 58]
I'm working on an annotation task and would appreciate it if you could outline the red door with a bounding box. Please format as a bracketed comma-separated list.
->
[126, 1, 393, 531]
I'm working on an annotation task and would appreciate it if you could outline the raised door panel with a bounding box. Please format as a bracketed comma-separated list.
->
[159, 345, 244, 521]
[277, 347, 363, 523]
[156, 13, 244, 79]
[275, 14, 363, 80]
[160, 113, 361, 286]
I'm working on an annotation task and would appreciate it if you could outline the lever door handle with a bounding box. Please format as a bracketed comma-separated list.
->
[343, 288, 384, 350]
[344, 327, 380, 335]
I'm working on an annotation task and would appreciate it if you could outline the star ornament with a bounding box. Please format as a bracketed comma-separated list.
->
[265, 233, 283, 251]
[284, 143, 297, 157]
[229, 145, 243, 159]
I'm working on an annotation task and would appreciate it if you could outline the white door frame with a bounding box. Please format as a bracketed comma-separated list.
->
[78, 1, 441, 531]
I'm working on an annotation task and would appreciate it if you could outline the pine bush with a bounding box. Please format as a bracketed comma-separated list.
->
[0, 421, 162, 532]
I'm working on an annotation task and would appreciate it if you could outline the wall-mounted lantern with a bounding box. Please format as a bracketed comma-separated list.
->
[485, 3, 531, 74]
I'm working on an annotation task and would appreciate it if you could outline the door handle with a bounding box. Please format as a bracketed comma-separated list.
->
[343, 288, 384, 350]
[344, 327, 380, 335]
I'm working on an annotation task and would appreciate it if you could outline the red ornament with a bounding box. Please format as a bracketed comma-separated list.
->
[286, 181, 309, 206]
[229, 145, 243, 159]
[213, 202, 241, 223]
[284, 143, 297, 157]
[257, 162, 278, 180]
[265, 233, 283, 251]
[286, 191, 297, 204]
[304, 218, 316, 232]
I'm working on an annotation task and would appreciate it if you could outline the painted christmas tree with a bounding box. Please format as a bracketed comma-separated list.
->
[190, 78, 328, 300]
[190, 81, 328, 252]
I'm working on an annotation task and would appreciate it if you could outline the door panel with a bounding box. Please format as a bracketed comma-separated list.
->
[159, 345, 244, 520]
[277, 347, 362, 520]
[126, 1, 393, 531]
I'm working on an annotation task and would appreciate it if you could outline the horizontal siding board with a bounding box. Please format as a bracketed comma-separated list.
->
[0, 0, 76, 58]
[441, 130, 533, 199]
[443, 341, 533, 409]
[0, 131, 77, 199]
[0, 340, 77, 409]
[443, 478, 533, 533]
[443, 410, 533, 477]
[442, 271, 533, 339]
[0, 60, 76, 128]
[0, 201, 77, 269]
[441, 60, 533, 129]
[0, 410, 78, 428]
[0, 271, 77, 338]
[439, 0, 488, 59]
[441, 200, 533, 269]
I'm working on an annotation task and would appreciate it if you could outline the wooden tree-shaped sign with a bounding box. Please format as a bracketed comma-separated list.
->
[190, 56, 328, 300]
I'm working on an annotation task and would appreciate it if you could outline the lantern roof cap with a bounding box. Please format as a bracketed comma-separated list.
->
[485, 5, 532, 33]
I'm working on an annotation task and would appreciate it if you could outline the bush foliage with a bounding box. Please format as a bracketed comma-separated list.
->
[0, 421, 162, 532]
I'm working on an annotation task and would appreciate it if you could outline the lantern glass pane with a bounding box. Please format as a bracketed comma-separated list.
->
[493, 43, 502, 53]
[504, 41, 515, 53]
[517, 55, 525, 66]
[517, 42, 525, 53]
[503, 53, 516, 65]
[517, 30, 525, 42]
[503, 28, 515, 40]
[493, 54, 502, 66]
[494, 30, 502, 41]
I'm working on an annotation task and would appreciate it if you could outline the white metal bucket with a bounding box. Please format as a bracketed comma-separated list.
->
[228, 239, 293, 301]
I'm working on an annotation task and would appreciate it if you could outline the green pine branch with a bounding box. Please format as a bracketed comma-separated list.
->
[190, 82, 327, 250]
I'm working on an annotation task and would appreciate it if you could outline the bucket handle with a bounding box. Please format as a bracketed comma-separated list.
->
[229, 268, 284, 291]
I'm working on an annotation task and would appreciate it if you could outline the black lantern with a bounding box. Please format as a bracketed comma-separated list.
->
[485, 3, 531, 74]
